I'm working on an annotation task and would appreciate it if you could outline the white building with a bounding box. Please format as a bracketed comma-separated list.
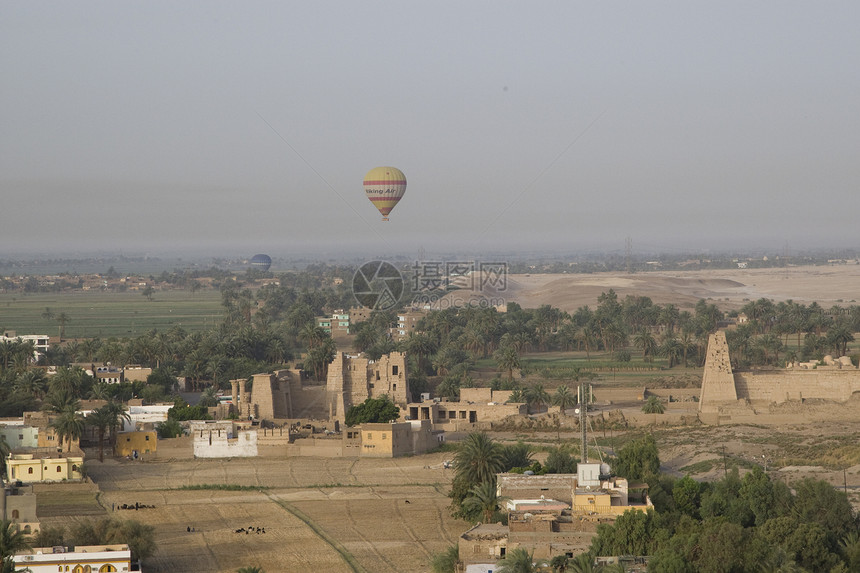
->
[0, 332, 50, 361]
[124, 403, 172, 432]
[13, 544, 131, 573]
[191, 420, 258, 458]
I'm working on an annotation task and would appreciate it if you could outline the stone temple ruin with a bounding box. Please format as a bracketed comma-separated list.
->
[698, 331, 860, 423]
[325, 351, 410, 422]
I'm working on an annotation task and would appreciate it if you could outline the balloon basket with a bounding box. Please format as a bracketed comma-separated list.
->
[382, 217, 389, 221]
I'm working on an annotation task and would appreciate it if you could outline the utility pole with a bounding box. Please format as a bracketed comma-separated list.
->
[578, 384, 588, 463]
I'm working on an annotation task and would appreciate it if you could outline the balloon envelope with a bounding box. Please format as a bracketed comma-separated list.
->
[364, 166, 406, 221]
[250, 254, 272, 271]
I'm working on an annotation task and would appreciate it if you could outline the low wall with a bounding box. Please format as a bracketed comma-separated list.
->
[287, 436, 345, 458]
[152, 436, 193, 460]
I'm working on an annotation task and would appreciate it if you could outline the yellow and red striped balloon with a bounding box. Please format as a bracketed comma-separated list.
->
[363, 166, 406, 221]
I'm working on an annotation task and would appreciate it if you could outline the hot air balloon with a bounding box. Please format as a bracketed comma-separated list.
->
[364, 166, 406, 221]
[250, 254, 272, 272]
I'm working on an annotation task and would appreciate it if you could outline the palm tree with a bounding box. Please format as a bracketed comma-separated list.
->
[642, 395, 665, 414]
[299, 324, 329, 350]
[1, 519, 32, 572]
[497, 547, 545, 573]
[88, 406, 113, 462]
[50, 406, 86, 452]
[567, 553, 596, 573]
[462, 480, 510, 523]
[42, 390, 80, 414]
[549, 555, 569, 573]
[13, 370, 48, 399]
[0, 436, 10, 478]
[494, 345, 521, 382]
[103, 400, 131, 451]
[48, 366, 87, 397]
[430, 544, 460, 573]
[642, 395, 665, 427]
[633, 331, 657, 362]
[198, 386, 220, 408]
[659, 333, 681, 368]
[55, 312, 71, 342]
[404, 333, 437, 374]
[826, 324, 854, 357]
[524, 383, 551, 414]
[453, 432, 506, 488]
[553, 385, 576, 415]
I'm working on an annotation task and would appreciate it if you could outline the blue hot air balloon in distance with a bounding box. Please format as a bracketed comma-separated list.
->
[250, 254, 272, 272]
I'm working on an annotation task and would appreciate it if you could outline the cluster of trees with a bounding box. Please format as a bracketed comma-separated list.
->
[344, 395, 400, 427]
[589, 468, 859, 572]
[726, 299, 858, 368]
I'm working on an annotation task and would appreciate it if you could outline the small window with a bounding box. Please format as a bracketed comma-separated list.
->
[57, 465, 62, 472]
[11, 510, 19, 519]
[28, 467, 34, 474]
[393, 384, 397, 391]
[145, 435, 150, 440]
[381, 433, 387, 440]
[392, 365, 399, 375]
[367, 433, 372, 440]
[376, 371, 380, 381]
[19, 434, 23, 440]
[72, 465, 78, 472]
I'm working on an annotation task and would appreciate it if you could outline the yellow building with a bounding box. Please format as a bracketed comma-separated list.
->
[570, 463, 652, 516]
[6, 453, 84, 483]
[357, 420, 442, 457]
[114, 431, 157, 457]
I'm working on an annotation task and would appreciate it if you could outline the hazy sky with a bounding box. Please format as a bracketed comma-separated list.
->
[2, 2, 859, 258]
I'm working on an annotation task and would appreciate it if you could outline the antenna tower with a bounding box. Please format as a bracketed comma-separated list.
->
[579, 384, 589, 463]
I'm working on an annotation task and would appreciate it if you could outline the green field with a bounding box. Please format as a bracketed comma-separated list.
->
[0, 290, 223, 339]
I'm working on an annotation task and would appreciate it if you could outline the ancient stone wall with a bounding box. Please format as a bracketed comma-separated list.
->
[698, 330, 860, 416]
[326, 352, 410, 422]
[735, 370, 860, 404]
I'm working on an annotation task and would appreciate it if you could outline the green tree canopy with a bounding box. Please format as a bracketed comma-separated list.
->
[613, 434, 660, 481]
[344, 395, 400, 427]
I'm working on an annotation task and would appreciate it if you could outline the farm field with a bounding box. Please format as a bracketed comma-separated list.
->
[0, 289, 222, 338]
[73, 452, 467, 573]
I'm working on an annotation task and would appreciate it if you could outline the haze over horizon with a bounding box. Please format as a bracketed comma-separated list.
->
[3, 2, 859, 258]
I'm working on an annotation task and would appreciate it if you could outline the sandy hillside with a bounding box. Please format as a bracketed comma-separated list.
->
[441, 264, 860, 312]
